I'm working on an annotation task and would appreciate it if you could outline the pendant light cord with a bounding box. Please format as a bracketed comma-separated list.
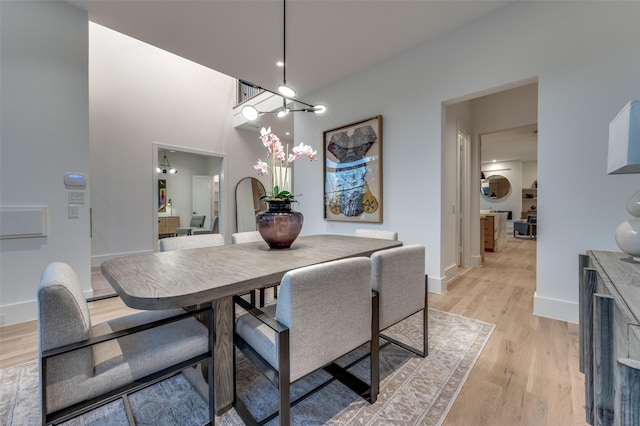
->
[282, 0, 287, 87]
[239, 0, 327, 119]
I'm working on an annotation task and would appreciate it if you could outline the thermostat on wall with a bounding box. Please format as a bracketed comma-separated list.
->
[64, 173, 86, 189]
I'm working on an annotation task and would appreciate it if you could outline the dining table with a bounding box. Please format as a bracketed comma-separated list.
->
[100, 233, 402, 415]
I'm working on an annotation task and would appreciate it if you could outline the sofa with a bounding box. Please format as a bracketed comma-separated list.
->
[514, 215, 537, 239]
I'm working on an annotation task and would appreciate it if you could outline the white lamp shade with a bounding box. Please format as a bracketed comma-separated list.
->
[607, 100, 640, 174]
[241, 105, 260, 121]
[277, 84, 296, 98]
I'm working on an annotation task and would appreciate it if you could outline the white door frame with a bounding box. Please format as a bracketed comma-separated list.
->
[457, 128, 472, 266]
[152, 144, 226, 249]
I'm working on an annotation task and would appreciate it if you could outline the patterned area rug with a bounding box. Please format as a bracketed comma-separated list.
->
[0, 309, 493, 426]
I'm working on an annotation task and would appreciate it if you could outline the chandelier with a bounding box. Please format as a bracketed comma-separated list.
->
[157, 151, 177, 174]
[240, 0, 326, 121]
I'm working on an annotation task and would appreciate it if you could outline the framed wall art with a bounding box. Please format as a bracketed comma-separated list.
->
[323, 115, 383, 222]
[158, 179, 167, 212]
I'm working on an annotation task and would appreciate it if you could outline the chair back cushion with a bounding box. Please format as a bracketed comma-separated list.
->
[231, 231, 262, 244]
[354, 228, 398, 240]
[38, 262, 92, 352]
[276, 257, 372, 381]
[159, 233, 224, 251]
[38, 262, 94, 412]
[190, 215, 206, 227]
[371, 245, 426, 330]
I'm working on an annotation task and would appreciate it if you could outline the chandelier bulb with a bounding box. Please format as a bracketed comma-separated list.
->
[277, 108, 290, 118]
[241, 105, 260, 121]
[277, 84, 296, 98]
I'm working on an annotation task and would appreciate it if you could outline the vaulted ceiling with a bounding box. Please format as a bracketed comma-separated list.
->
[68, 1, 532, 156]
[67, 0, 511, 99]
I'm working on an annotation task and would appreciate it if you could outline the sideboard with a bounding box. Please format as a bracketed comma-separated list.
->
[579, 251, 640, 425]
[158, 216, 180, 238]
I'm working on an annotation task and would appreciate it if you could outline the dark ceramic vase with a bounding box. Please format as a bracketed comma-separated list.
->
[256, 201, 304, 249]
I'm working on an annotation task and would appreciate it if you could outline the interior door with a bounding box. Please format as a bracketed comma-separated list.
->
[192, 175, 213, 229]
[457, 129, 471, 266]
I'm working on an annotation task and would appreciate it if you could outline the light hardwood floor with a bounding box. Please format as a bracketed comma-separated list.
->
[432, 236, 587, 426]
[0, 236, 587, 425]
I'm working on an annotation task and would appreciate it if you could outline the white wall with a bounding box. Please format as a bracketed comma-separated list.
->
[0, 14, 269, 324]
[295, 1, 640, 323]
[472, 83, 539, 137]
[522, 161, 538, 191]
[89, 23, 266, 265]
[0, 1, 90, 325]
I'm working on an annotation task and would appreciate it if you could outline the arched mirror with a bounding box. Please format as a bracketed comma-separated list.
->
[481, 174, 511, 200]
[236, 177, 267, 232]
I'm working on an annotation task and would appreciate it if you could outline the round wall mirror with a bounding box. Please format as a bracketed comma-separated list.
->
[481, 174, 511, 200]
[235, 177, 267, 232]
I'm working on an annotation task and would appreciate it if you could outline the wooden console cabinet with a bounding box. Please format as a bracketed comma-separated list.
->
[579, 251, 640, 425]
[482, 212, 507, 252]
[158, 216, 180, 237]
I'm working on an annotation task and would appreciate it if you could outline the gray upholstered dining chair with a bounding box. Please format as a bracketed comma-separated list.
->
[231, 230, 262, 244]
[192, 216, 218, 235]
[37, 262, 213, 425]
[355, 228, 399, 240]
[233, 257, 379, 425]
[159, 233, 224, 252]
[371, 244, 428, 357]
[175, 215, 206, 236]
[231, 230, 274, 306]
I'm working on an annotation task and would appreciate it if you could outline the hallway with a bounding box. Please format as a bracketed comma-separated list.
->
[432, 236, 587, 425]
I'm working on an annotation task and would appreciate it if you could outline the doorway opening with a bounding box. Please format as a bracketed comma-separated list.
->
[445, 79, 538, 275]
[153, 145, 224, 247]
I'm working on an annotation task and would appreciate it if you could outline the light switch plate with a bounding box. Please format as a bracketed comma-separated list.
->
[68, 191, 85, 204]
[68, 205, 79, 218]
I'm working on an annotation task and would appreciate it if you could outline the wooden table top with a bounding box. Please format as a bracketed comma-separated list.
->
[588, 250, 640, 325]
[101, 234, 402, 310]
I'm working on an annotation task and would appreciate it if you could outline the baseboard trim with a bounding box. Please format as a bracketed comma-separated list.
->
[428, 274, 447, 294]
[444, 263, 458, 281]
[1, 290, 94, 326]
[0, 301, 37, 326]
[533, 292, 578, 324]
[470, 255, 483, 268]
